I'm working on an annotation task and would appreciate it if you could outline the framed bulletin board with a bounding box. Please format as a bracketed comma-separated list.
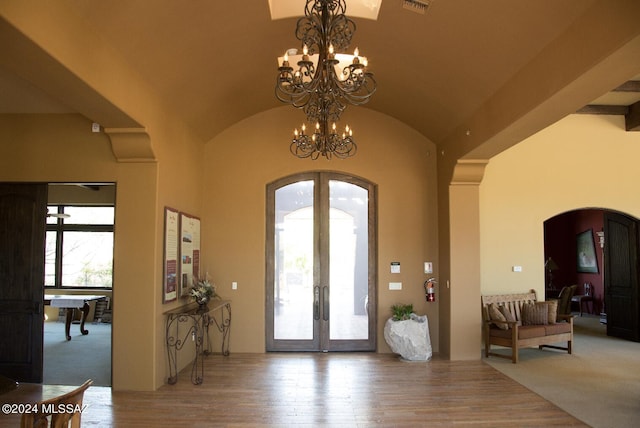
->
[180, 212, 201, 297]
[163, 207, 180, 303]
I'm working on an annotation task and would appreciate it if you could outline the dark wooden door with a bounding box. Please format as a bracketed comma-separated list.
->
[0, 183, 47, 382]
[604, 211, 639, 342]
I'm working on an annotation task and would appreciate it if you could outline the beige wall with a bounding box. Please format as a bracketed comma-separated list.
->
[0, 107, 437, 389]
[0, 113, 204, 391]
[1, 0, 209, 390]
[480, 114, 640, 299]
[0, 114, 156, 390]
[201, 107, 439, 353]
[5, 109, 638, 391]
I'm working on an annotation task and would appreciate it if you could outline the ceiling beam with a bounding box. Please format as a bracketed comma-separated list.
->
[626, 100, 640, 131]
[575, 105, 629, 115]
[613, 80, 640, 92]
[575, 80, 640, 130]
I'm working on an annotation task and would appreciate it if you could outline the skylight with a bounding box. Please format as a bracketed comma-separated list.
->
[268, 0, 381, 20]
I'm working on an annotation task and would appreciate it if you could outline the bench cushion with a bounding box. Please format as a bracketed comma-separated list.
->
[544, 322, 571, 335]
[490, 325, 547, 339]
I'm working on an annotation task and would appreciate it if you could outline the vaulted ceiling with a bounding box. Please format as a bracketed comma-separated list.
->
[1, 0, 640, 158]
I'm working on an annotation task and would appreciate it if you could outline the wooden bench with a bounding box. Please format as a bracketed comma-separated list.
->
[481, 290, 573, 363]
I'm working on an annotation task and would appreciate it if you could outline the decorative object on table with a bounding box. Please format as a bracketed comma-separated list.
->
[189, 277, 218, 307]
[424, 277, 437, 302]
[384, 303, 432, 361]
[391, 303, 414, 321]
[275, 0, 377, 159]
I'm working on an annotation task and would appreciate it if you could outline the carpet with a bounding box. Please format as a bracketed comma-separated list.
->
[484, 314, 640, 428]
[43, 321, 111, 387]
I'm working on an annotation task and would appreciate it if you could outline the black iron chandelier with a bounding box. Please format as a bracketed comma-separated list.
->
[276, 0, 376, 159]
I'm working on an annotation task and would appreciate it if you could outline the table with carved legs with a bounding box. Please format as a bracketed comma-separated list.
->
[44, 294, 106, 341]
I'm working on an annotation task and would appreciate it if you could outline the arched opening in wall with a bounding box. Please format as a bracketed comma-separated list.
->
[544, 208, 640, 342]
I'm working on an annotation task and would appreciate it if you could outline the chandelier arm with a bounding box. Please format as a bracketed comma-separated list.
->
[332, 65, 376, 94]
[331, 80, 376, 106]
[275, 70, 323, 109]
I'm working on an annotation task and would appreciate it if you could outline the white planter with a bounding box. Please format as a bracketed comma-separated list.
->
[383, 314, 432, 361]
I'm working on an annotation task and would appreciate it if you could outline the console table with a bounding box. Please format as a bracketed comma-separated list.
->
[44, 294, 106, 341]
[164, 300, 231, 385]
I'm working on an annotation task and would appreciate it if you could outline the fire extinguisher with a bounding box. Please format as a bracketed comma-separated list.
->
[424, 278, 437, 302]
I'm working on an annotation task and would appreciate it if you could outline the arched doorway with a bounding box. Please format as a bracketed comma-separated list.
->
[544, 208, 639, 341]
[265, 172, 377, 352]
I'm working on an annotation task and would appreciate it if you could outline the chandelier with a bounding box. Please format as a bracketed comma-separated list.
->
[276, 0, 376, 159]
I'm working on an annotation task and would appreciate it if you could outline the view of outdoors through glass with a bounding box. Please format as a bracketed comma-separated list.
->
[273, 179, 368, 341]
[45, 206, 114, 288]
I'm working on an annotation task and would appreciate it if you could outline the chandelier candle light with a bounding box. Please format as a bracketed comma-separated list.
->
[276, 0, 376, 159]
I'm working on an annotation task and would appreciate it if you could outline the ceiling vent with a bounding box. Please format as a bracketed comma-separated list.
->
[402, 0, 432, 15]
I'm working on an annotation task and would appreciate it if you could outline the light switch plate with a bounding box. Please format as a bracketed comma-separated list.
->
[390, 262, 400, 273]
[389, 282, 402, 290]
[424, 262, 433, 274]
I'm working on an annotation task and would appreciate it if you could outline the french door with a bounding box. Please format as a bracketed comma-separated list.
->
[266, 172, 377, 351]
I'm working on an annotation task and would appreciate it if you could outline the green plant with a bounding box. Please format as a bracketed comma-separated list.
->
[391, 303, 414, 321]
[189, 278, 218, 304]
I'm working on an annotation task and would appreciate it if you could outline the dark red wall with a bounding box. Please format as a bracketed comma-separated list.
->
[544, 209, 604, 314]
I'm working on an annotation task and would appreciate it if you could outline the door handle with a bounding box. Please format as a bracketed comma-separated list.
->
[33, 301, 42, 314]
[314, 286, 320, 320]
[323, 286, 329, 321]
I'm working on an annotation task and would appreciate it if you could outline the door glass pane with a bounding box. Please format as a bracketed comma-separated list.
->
[61, 232, 114, 287]
[44, 231, 57, 286]
[274, 181, 314, 340]
[64, 206, 114, 224]
[329, 180, 368, 340]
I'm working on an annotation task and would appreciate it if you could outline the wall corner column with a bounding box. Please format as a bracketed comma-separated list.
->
[448, 159, 488, 360]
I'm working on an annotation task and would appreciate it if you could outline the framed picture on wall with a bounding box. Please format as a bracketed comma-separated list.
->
[577, 229, 598, 273]
[179, 212, 201, 297]
[163, 207, 180, 303]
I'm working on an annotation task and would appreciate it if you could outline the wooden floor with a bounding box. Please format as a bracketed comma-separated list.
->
[1, 353, 586, 427]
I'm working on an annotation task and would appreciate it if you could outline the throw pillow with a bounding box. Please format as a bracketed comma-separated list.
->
[521, 302, 548, 325]
[498, 305, 517, 326]
[545, 300, 558, 324]
[488, 303, 508, 330]
[556, 285, 576, 316]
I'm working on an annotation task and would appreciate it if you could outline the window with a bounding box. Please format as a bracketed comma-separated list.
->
[45, 205, 114, 289]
